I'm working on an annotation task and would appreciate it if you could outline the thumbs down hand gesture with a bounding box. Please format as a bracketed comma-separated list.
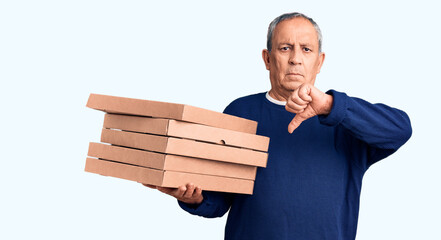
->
[285, 83, 334, 133]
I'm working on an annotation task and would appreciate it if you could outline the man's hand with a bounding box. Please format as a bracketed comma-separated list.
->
[143, 183, 204, 205]
[285, 83, 333, 133]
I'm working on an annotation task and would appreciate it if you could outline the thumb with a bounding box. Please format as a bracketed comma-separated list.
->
[288, 114, 305, 133]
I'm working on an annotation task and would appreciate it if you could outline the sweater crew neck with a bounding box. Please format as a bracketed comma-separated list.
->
[265, 91, 286, 106]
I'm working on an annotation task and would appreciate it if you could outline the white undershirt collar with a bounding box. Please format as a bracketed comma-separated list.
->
[266, 91, 286, 106]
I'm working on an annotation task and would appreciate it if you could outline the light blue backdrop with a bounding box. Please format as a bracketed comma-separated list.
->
[1, 1, 440, 239]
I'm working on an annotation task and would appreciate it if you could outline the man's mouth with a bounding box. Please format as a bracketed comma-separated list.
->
[287, 73, 303, 76]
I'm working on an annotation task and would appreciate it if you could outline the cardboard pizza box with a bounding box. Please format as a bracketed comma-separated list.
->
[100, 128, 268, 167]
[86, 93, 257, 134]
[103, 113, 269, 152]
[85, 157, 254, 194]
[88, 142, 257, 180]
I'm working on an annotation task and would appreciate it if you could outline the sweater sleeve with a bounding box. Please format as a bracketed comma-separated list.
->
[178, 191, 233, 218]
[318, 90, 412, 167]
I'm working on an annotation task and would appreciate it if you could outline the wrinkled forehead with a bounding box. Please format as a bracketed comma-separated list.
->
[273, 17, 319, 47]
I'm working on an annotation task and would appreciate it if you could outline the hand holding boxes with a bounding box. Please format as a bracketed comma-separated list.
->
[85, 94, 270, 194]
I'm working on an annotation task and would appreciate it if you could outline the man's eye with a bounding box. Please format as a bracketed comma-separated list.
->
[281, 47, 290, 51]
[304, 47, 311, 52]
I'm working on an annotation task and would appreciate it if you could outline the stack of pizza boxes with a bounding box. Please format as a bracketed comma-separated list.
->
[85, 94, 270, 194]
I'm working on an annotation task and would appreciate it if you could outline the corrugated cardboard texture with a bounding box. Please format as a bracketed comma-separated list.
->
[88, 142, 257, 180]
[85, 157, 254, 194]
[103, 114, 269, 152]
[87, 93, 257, 134]
[100, 128, 268, 167]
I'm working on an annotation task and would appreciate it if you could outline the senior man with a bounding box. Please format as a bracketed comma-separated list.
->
[146, 12, 412, 239]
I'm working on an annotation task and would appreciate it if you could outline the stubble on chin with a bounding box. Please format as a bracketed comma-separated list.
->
[281, 81, 302, 92]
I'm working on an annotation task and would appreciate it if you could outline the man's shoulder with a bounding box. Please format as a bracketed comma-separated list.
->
[226, 92, 266, 107]
[223, 92, 266, 119]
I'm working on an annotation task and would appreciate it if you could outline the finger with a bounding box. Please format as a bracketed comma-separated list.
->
[298, 84, 313, 102]
[292, 97, 309, 106]
[290, 88, 310, 106]
[285, 101, 307, 113]
[183, 183, 195, 198]
[174, 185, 187, 198]
[288, 115, 306, 133]
[194, 186, 202, 198]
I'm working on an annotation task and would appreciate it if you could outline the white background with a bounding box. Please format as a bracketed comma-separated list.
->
[1, 0, 440, 239]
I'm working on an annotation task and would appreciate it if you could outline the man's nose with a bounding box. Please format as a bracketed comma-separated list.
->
[289, 49, 302, 65]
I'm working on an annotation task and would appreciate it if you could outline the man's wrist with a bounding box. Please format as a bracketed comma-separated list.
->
[322, 94, 334, 115]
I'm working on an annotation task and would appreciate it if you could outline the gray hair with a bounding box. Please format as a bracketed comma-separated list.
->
[267, 12, 323, 53]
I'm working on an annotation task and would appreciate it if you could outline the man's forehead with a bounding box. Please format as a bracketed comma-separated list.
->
[273, 17, 318, 45]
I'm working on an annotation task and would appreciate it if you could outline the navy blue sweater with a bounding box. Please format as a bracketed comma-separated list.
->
[179, 90, 412, 240]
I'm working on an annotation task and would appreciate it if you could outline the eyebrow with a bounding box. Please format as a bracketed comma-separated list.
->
[278, 43, 314, 50]
[278, 42, 314, 47]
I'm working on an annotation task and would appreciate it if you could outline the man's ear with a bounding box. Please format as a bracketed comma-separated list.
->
[316, 52, 326, 74]
[262, 49, 271, 70]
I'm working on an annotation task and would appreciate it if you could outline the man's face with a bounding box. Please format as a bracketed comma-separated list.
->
[263, 17, 325, 99]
